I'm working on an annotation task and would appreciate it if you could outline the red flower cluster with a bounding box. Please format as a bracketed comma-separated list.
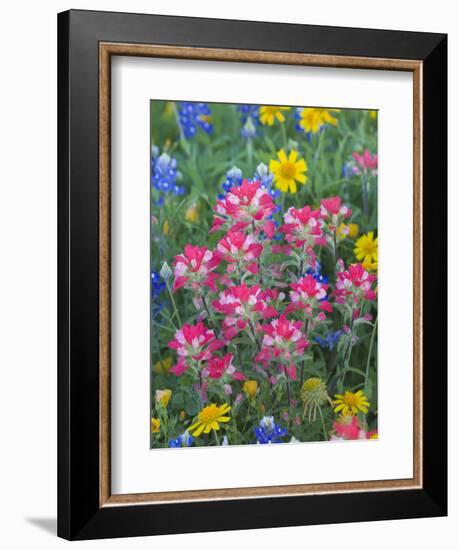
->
[167, 186, 376, 398]
[335, 263, 377, 305]
[212, 283, 278, 340]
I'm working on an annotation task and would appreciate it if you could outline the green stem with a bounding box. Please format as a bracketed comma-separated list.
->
[248, 319, 261, 351]
[247, 138, 253, 167]
[235, 344, 244, 370]
[213, 429, 220, 446]
[318, 406, 328, 441]
[281, 123, 288, 149]
[365, 316, 378, 392]
[283, 365, 292, 408]
[165, 279, 182, 326]
[300, 316, 309, 388]
[202, 293, 219, 336]
[333, 227, 338, 266]
[362, 172, 369, 222]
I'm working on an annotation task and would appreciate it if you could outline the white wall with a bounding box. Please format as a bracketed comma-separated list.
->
[0, 1, 455, 548]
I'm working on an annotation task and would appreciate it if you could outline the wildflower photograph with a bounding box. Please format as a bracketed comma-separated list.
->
[150, 101, 378, 449]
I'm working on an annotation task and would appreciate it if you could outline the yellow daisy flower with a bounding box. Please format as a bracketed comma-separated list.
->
[354, 231, 378, 264]
[243, 380, 258, 399]
[189, 403, 231, 437]
[151, 417, 161, 433]
[298, 108, 340, 134]
[269, 149, 308, 194]
[333, 390, 370, 416]
[259, 105, 291, 126]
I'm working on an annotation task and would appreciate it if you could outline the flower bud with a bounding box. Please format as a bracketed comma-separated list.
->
[155, 389, 172, 408]
[159, 261, 172, 280]
[243, 380, 258, 399]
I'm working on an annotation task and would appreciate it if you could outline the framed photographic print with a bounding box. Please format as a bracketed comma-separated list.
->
[57, 9, 447, 540]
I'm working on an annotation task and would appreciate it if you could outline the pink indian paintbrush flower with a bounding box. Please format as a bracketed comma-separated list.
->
[351, 149, 378, 174]
[205, 353, 245, 381]
[256, 315, 309, 380]
[168, 322, 224, 376]
[215, 231, 263, 274]
[172, 244, 220, 292]
[331, 415, 377, 441]
[211, 179, 277, 237]
[285, 274, 333, 317]
[279, 205, 325, 249]
[320, 196, 352, 228]
[212, 283, 278, 340]
[334, 262, 377, 305]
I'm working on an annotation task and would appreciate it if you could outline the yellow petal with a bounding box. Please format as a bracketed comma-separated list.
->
[278, 149, 288, 163]
[193, 423, 205, 437]
[275, 180, 288, 193]
[289, 180, 297, 193]
[203, 423, 212, 434]
[288, 150, 298, 163]
[216, 416, 230, 423]
[296, 173, 307, 184]
[295, 158, 307, 172]
[276, 112, 285, 123]
[211, 421, 220, 431]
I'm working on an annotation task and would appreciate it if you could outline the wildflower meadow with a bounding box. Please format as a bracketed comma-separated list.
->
[150, 101, 378, 448]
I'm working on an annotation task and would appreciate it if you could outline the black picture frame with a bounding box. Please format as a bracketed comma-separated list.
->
[58, 9, 447, 540]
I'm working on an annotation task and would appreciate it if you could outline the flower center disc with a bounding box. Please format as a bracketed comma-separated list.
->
[199, 405, 219, 422]
[280, 162, 296, 179]
[343, 392, 357, 406]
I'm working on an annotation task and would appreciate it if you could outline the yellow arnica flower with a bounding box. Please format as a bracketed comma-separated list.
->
[298, 108, 340, 134]
[189, 403, 231, 437]
[369, 110, 377, 120]
[270, 149, 308, 194]
[337, 222, 359, 240]
[151, 417, 161, 433]
[354, 231, 378, 264]
[333, 390, 370, 416]
[243, 380, 258, 399]
[153, 356, 173, 375]
[185, 203, 199, 223]
[259, 105, 291, 126]
[155, 389, 172, 407]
